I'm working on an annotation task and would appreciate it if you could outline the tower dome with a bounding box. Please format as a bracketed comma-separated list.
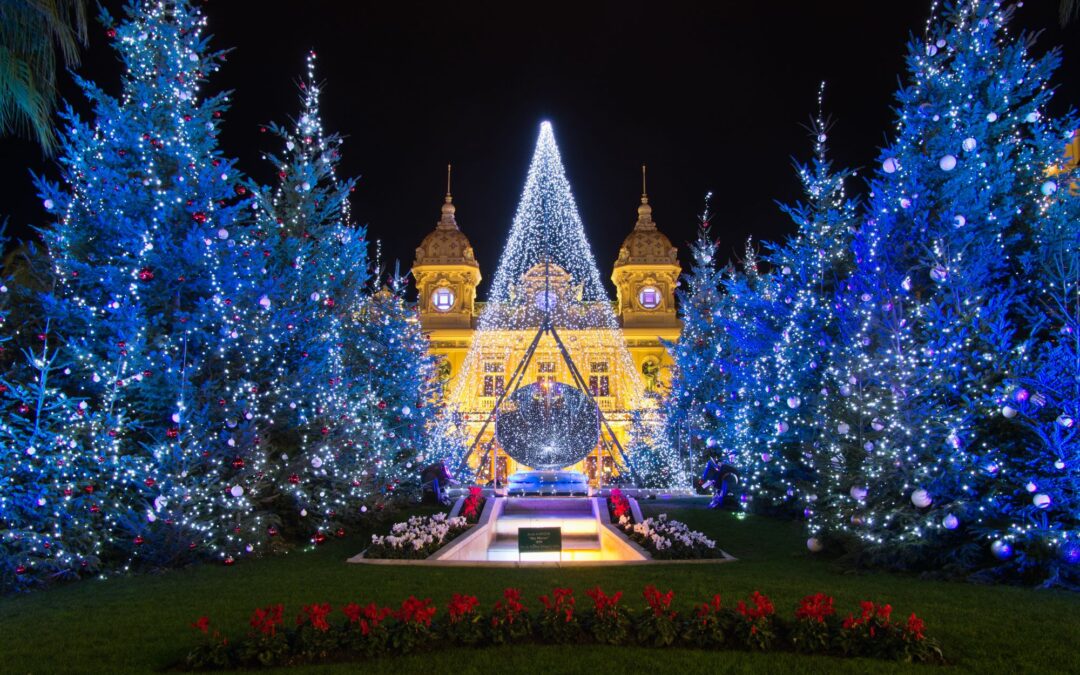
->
[412, 165, 482, 330]
[414, 192, 479, 267]
[613, 194, 678, 268]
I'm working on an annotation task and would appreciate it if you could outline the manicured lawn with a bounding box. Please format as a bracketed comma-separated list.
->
[1, 497, 1078, 674]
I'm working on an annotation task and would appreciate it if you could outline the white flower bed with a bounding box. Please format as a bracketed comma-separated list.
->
[366, 512, 470, 559]
[617, 513, 720, 559]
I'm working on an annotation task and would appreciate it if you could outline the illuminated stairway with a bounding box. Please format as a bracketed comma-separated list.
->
[487, 498, 602, 561]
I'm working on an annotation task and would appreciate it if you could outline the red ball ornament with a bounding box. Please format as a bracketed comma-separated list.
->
[106, 28, 116, 38]
[192, 211, 207, 224]
[138, 267, 154, 281]
[84, 485, 95, 494]
[267, 526, 279, 537]
[231, 457, 245, 469]
[144, 478, 156, 487]
[90, 505, 100, 513]
[288, 474, 300, 484]
[15, 565, 26, 575]
[377, 401, 387, 411]
[313, 532, 327, 545]
[335, 528, 346, 538]
[235, 185, 247, 195]
[321, 426, 330, 435]
[166, 427, 179, 439]
[134, 536, 144, 546]
[17, 403, 30, 414]
[224, 556, 235, 566]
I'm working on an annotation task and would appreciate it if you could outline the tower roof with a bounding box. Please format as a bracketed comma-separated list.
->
[414, 165, 479, 268]
[614, 170, 678, 268]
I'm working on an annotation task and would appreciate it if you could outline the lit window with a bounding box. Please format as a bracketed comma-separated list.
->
[589, 375, 610, 397]
[432, 287, 455, 312]
[638, 286, 661, 309]
[483, 375, 505, 396]
[538, 362, 556, 373]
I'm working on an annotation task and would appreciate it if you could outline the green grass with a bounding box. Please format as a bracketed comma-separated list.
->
[1, 498, 1078, 674]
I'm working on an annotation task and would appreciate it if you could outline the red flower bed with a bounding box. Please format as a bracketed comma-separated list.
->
[184, 587, 945, 669]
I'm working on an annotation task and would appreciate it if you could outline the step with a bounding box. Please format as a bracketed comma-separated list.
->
[488, 534, 601, 551]
[494, 516, 598, 536]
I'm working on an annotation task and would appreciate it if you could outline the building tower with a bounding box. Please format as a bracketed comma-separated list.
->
[412, 166, 481, 382]
[611, 167, 682, 393]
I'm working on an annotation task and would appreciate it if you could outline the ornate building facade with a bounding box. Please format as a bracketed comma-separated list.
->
[412, 184, 681, 484]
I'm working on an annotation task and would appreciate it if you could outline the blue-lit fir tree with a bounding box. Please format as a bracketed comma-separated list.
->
[34, 0, 258, 568]
[666, 197, 743, 490]
[751, 89, 859, 514]
[809, 1, 1078, 584]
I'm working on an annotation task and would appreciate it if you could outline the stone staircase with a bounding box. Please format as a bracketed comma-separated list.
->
[486, 497, 602, 561]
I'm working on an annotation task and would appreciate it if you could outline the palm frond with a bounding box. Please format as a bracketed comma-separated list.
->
[0, 0, 87, 154]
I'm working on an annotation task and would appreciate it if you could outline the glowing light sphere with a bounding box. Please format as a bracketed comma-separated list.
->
[495, 382, 600, 470]
[939, 154, 957, 171]
[991, 540, 1012, 560]
[911, 489, 932, 508]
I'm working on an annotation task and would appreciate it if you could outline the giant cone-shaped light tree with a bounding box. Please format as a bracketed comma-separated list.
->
[33, 0, 259, 569]
[433, 122, 676, 483]
[808, 1, 1077, 581]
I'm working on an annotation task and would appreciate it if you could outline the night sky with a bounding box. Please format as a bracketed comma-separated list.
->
[2, 1, 1078, 298]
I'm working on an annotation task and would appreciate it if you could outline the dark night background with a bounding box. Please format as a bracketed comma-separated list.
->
[2, 1, 1078, 298]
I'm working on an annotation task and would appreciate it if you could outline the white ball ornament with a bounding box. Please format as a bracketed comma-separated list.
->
[953, 215, 966, 228]
[930, 264, 949, 283]
[761, 452, 772, 463]
[146, 510, 156, 523]
[911, 489, 932, 508]
[871, 418, 885, 432]
[837, 422, 850, 435]
[839, 385, 853, 397]
[986, 112, 998, 122]
[991, 540, 1012, 560]
[1002, 405, 1018, 418]
[286, 141, 295, 151]
[310, 292, 320, 302]
[217, 228, 229, 240]
[863, 441, 874, 453]
[776, 421, 790, 434]
[900, 197, 912, 209]
[172, 413, 181, 424]
[1033, 494, 1051, 509]
[850, 486, 868, 501]
[925, 43, 938, 56]
[43, 198, 54, 210]
[1025, 111, 1040, 123]
[962, 137, 977, 152]
[939, 154, 957, 171]
[787, 396, 801, 409]
[1041, 180, 1058, 196]
[230, 485, 244, 497]
[259, 295, 272, 309]
[943, 513, 959, 530]
[1054, 460, 1066, 470]
[1057, 414, 1075, 429]
[300, 509, 308, 517]
[311, 457, 324, 468]
[1025, 482, 1038, 493]
[882, 157, 899, 173]
[246, 544, 254, 553]
[806, 537, 824, 553]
